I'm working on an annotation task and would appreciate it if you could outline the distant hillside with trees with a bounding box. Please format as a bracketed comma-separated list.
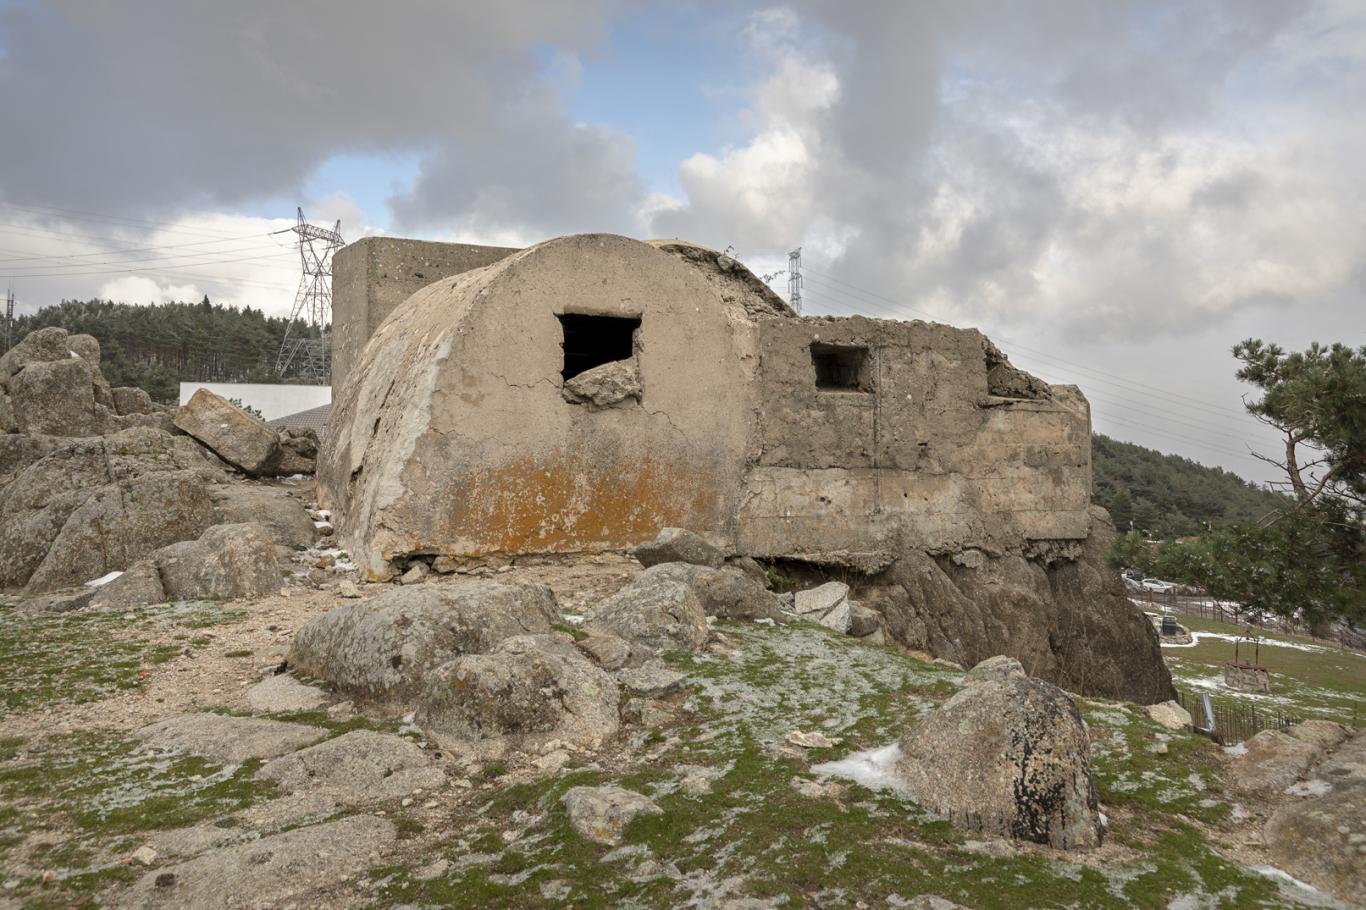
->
[5, 298, 322, 401]
[1092, 433, 1287, 538]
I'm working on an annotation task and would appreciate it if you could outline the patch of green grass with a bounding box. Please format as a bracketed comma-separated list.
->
[0, 731, 277, 907]
[365, 624, 1299, 908]
[0, 601, 248, 714]
[1161, 613, 1366, 725]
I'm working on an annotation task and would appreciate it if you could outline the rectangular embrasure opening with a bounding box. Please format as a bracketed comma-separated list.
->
[811, 342, 872, 392]
[558, 313, 641, 381]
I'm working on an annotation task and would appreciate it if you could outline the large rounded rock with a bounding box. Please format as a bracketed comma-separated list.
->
[418, 634, 619, 752]
[289, 580, 561, 707]
[153, 523, 284, 601]
[586, 572, 709, 653]
[895, 666, 1101, 850]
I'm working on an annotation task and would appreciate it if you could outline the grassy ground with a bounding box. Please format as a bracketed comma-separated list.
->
[365, 624, 1313, 909]
[0, 601, 246, 714]
[1160, 613, 1366, 726]
[1, 601, 1353, 908]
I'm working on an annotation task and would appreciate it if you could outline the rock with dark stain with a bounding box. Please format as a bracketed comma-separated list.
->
[895, 659, 1102, 850]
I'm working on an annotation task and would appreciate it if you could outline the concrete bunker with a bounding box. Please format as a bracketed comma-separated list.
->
[319, 233, 1091, 578]
[318, 233, 1174, 704]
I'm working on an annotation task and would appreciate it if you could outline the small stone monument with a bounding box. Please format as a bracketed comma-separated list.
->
[1223, 634, 1271, 693]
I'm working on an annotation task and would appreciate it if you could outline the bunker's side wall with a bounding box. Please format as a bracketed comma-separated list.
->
[331, 237, 519, 390]
[737, 315, 1091, 564]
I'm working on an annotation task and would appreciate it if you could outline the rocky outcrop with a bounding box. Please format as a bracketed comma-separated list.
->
[1226, 719, 1351, 794]
[895, 659, 1102, 850]
[418, 634, 620, 753]
[1264, 729, 1366, 906]
[0, 427, 223, 592]
[135, 714, 325, 763]
[86, 522, 283, 606]
[586, 571, 710, 653]
[209, 485, 316, 549]
[0, 327, 169, 439]
[794, 581, 854, 633]
[561, 785, 662, 845]
[871, 507, 1174, 704]
[118, 815, 396, 910]
[256, 730, 446, 804]
[289, 580, 561, 707]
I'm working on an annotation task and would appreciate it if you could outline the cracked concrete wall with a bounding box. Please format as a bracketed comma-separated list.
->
[319, 234, 761, 579]
[320, 233, 1091, 578]
[737, 315, 1091, 567]
[331, 236, 520, 391]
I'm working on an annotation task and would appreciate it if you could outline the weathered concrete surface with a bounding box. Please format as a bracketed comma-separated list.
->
[895, 666, 1102, 850]
[737, 315, 1091, 562]
[331, 235, 519, 390]
[320, 234, 761, 579]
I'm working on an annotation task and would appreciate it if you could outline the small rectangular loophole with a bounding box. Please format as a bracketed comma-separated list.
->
[811, 343, 872, 391]
[558, 314, 640, 381]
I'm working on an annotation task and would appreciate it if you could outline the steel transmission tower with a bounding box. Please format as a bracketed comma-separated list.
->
[275, 208, 344, 382]
[787, 247, 803, 314]
[3, 285, 14, 354]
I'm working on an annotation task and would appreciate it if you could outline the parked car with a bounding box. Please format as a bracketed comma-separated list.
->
[1140, 578, 1177, 593]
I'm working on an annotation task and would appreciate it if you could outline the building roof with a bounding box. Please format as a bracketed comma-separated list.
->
[267, 402, 332, 434]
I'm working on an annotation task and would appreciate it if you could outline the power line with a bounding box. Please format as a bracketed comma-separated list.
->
[0, 229, 282, 265]
[0, 200, 286, 242]
[0, 248, 298, 281]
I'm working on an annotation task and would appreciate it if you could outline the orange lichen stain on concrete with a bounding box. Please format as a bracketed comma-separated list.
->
[438, 450, 721, 554]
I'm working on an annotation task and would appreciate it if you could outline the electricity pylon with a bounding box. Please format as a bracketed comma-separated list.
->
[275, 208, 343, 382]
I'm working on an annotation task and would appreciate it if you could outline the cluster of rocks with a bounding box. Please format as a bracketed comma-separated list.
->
[0, 326, 317, 605]
[287, 527, 800, 760]
[1223, 720, 1364, 905]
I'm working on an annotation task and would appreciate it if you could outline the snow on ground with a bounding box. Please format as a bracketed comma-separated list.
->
[812, 743, 905, 792]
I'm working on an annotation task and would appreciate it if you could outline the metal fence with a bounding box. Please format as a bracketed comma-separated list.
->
[1136, 588, 1365, 652]
[1173, 688, 1303, 746]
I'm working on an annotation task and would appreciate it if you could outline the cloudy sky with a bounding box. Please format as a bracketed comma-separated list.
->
[1, 0, 1362, 484]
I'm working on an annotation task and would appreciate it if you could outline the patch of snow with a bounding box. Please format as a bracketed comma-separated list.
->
[1223, 743, 1248, 756]
[1253, 865, 1324, 895]
[754, 617, 775, 626]
[1284, 779, 1332, 797]
[68, 350, 80, 358]
[812, 743, 904, 792]
[561, 614, 584, 626]
[84, 571, 124, 588]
